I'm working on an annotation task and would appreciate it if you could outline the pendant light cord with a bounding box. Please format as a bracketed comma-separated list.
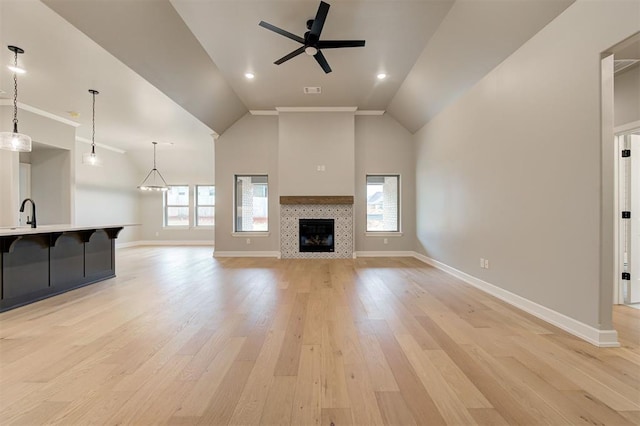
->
[12, 50, 18, 132]
[91, 91, 96, 153]
[92, 92, 95, 146]
[153, 142, 157, 169]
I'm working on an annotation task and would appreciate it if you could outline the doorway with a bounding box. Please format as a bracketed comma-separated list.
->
[616, 128, 640, 307]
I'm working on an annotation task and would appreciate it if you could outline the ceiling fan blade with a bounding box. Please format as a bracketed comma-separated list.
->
[314, 50, 332, 73]
[309, 1, 330, 39]
[259, 21, 305, 44]
[318, 40, 366, 49]
[274, 46, 306, 65]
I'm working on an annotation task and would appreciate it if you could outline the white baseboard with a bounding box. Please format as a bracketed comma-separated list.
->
[412, 252, 620, 348]
[117, 240, 214, 248]
[355, 251, 416, 258]
[214, 251, 281, 258]
[115, 241, 139, 248]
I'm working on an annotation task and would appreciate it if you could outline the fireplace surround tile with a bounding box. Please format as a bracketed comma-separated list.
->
[280, 204, 353, 259]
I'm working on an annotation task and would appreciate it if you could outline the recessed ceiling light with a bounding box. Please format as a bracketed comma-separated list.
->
[245, 72, 255, 79]
[377, 73, 387, 80]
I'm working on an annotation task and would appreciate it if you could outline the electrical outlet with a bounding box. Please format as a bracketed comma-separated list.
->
[246, 238, 251, 244]
[384, 238, 388, 244]
[155, 232, 159, 237]
[480, 258, 485, 268]
[484, 259, 489, 269]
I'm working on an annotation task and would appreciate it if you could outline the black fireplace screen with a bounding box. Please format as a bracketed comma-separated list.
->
[299, 219, 334, 252]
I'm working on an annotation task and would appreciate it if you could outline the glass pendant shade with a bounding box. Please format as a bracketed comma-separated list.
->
[2, 46, 31, 152]
[138, 142, 169, 191]
[82, 145, 103, 166]
[0, 127, 31, 152]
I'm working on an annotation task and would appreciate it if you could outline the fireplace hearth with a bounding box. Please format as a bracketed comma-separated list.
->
[299, 219, 334, 252]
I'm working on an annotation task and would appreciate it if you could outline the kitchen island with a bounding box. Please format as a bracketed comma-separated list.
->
[0, 225, 126, 312]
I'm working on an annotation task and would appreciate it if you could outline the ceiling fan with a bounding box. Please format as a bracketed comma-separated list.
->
[258, 1, 365, 74]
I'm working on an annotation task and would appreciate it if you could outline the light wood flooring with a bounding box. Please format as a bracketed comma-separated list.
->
[1, 246, 638, 425]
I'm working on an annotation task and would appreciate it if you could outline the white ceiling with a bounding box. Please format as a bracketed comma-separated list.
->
[0, 0, 578, 153]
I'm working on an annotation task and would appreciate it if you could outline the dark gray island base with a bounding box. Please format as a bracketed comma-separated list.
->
[0, 226, 123, 312]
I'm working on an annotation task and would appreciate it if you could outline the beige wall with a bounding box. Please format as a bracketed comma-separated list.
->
[214, 113, 280, 252]
[214, 112, 418, 254]
[414, 0, 639, 330]
[74, 141, 141, 243]
[355, 114, 416, 252]
[133, 143, 215, 243]
[615, 66, 640, 127]
[279, 112, 355, 196]
[0, 107, 76, 226]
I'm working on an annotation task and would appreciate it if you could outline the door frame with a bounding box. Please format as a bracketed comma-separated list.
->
[614, 120, 640, 304]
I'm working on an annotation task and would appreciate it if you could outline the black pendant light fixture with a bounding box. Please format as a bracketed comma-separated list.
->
[0, 45, 31, 152]
[138, 141, 169, 191]
[82, 89, 102, 166]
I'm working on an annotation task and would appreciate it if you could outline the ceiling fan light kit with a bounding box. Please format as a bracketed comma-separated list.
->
[259, 1, 365, 74]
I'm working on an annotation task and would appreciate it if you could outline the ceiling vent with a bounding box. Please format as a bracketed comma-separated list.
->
[614, 59, 640, 74]
[304, 86, 321, 94]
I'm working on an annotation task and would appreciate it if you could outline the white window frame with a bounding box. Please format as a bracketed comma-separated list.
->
[164, 184, 190, 228]
[365, 174, 402, 236]
[195, 184, 215, 227]
[233, 174, 269, 234]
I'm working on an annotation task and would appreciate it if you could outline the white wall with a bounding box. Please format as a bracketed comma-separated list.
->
[215, 113, 280, 252]
[31, 146, 71, 225]
[279, 112, 355, 196]
[355, 114, 416, 252]
[74, 141, 141, 243]
[130, 141, 215, 243]
[0, 150, 19, 226]
[414, 0, 639, 331]
[615, 66, 640, 127]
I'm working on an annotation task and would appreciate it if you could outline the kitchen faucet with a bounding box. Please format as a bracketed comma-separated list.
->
[19, 198, 36, 228]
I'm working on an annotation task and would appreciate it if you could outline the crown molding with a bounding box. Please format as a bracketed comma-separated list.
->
[276, 106, 358, 113]
[250, 107, 385, 116]
[0, 100, 80, 127]
[76, 136, 126, 154]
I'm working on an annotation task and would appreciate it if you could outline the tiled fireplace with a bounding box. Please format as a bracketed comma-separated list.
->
[280, 196, 354, 259]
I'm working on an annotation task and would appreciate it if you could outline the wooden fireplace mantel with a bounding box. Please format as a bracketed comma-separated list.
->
[280, 196, 354, 205]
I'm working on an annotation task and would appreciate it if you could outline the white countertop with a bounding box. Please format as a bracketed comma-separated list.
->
[0, 224, 139, 237]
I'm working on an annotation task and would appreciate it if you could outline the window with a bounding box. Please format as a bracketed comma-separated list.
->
[235, 175, 268, 232]
[196, 185, 215, 226]
[366, 175, 400, 232]
[164, 185, 189, 226]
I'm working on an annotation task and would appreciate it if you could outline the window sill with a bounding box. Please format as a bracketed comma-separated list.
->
[365, 232, 403, 237]
[162, 226, 215, 230]
[232, 232, 270, 237]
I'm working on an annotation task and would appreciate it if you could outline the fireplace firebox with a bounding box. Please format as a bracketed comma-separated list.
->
[299, 219, 334, 252]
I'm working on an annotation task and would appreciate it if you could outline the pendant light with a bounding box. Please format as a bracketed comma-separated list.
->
[0, 46, 31, 152]
[82, 89, 102, 166]
[138, 142, 169, 191]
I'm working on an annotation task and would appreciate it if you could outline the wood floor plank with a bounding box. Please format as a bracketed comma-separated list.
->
[274, 292, 309, 376]
[291, 344, 322, 426]
[259, 376, 297, 425]
[375, 391, 418, 426]
[395, 333, 476, 425]
[0, 247, 637, 425]
[373, 320, 447, 425]
[228, 330, 286, 425]
[321, 407, 353, 426]
[416, 315, 539, 425]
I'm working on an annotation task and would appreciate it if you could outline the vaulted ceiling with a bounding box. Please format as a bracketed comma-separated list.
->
[1, 0, 575, 153]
